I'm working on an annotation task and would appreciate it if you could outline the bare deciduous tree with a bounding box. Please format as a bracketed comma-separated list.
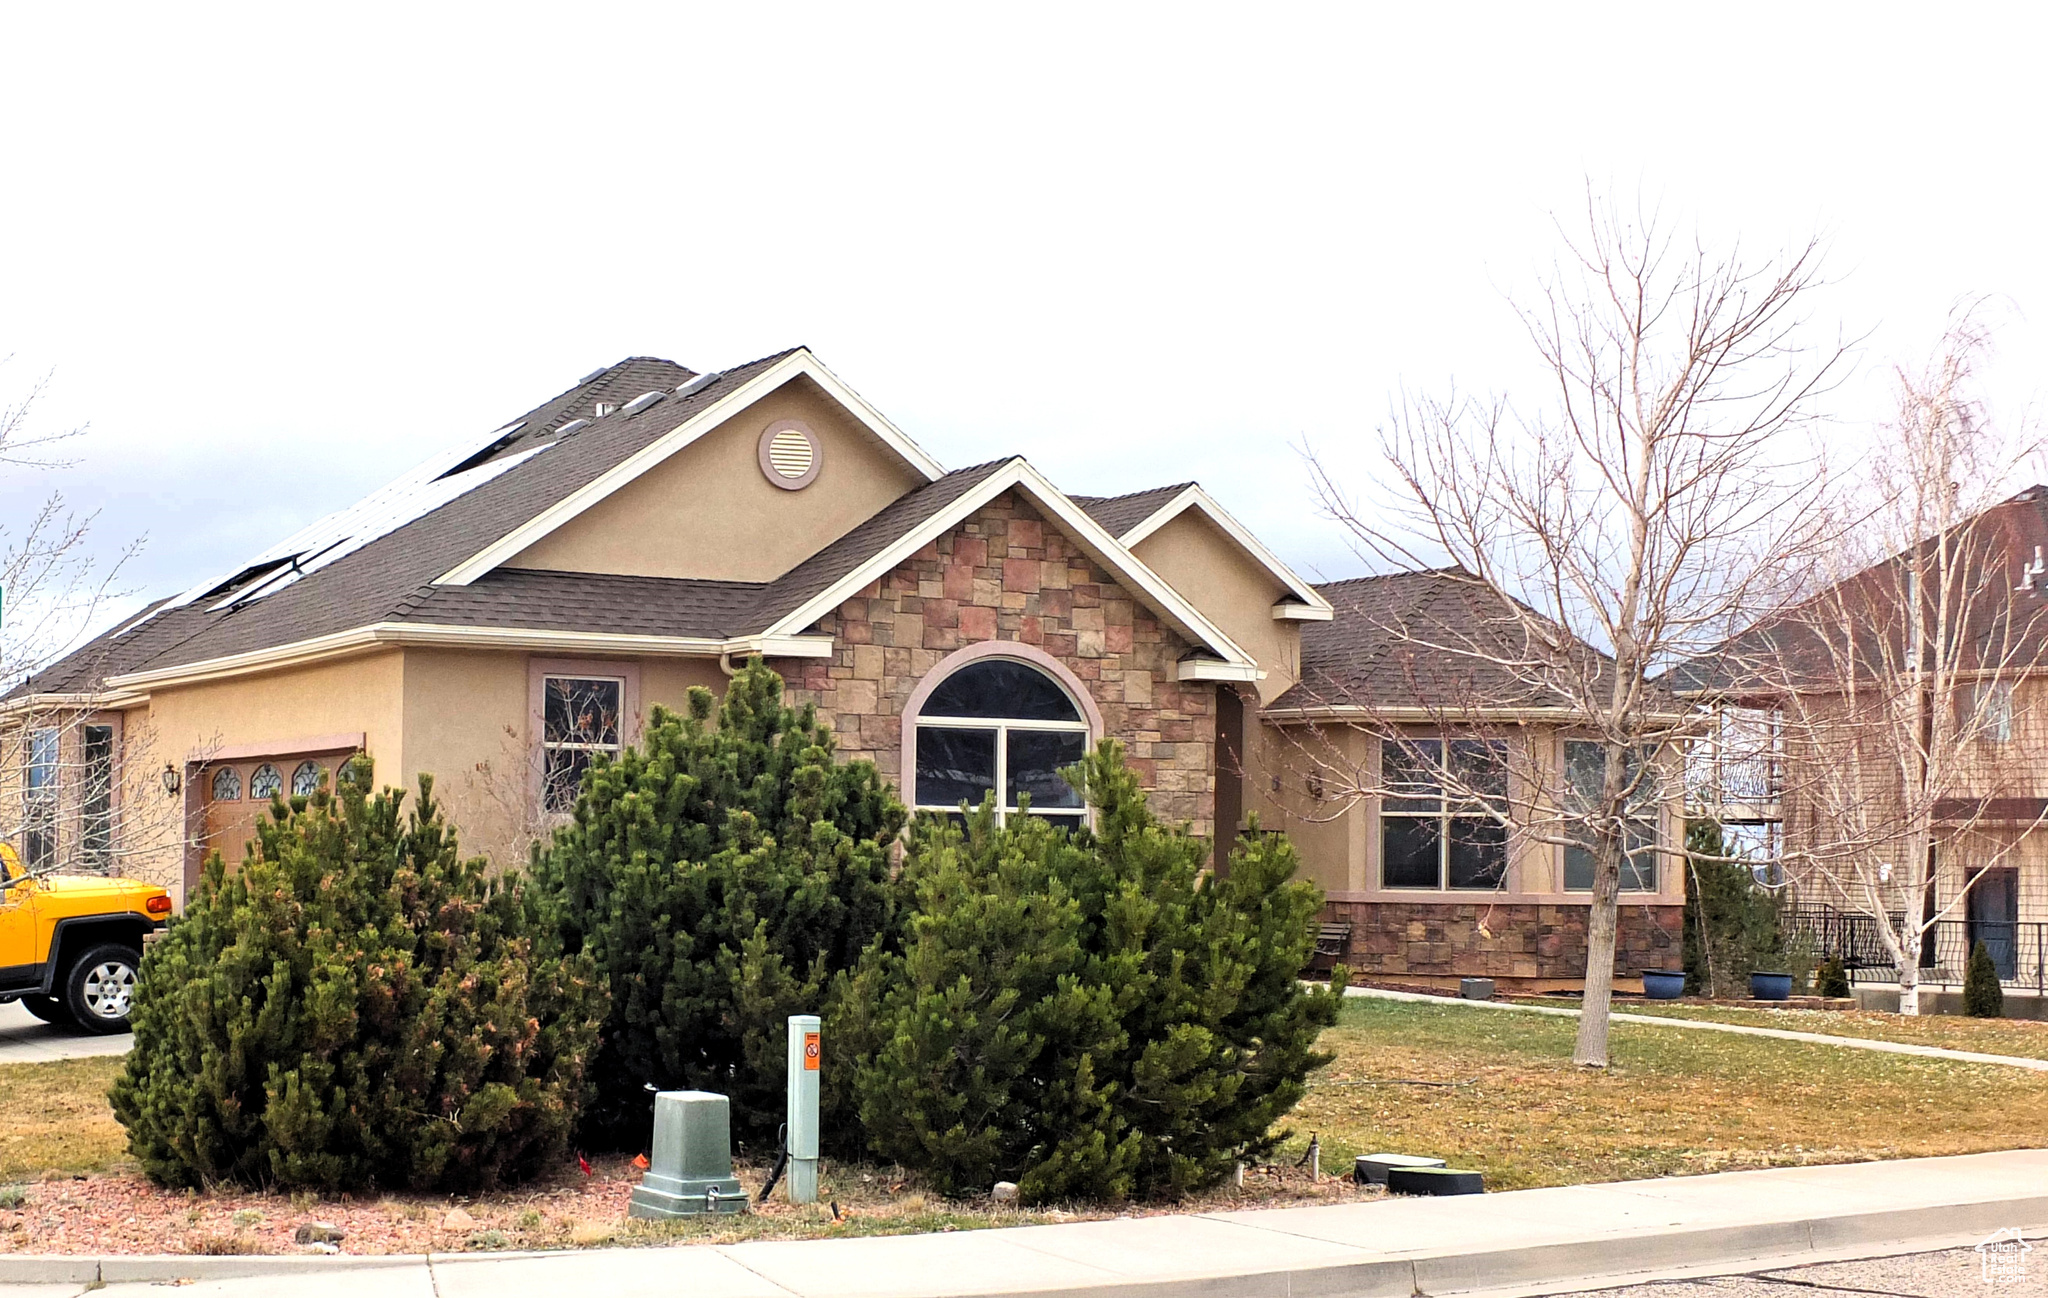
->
[1719, 313, 2048, 1015]
[1306, 193, 1844, 1065]
[0, 361, 185, 886]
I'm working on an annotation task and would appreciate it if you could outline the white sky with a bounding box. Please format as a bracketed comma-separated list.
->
[3, 4, 2045, 638]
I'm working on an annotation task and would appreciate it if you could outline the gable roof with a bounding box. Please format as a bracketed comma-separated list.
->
[17, 355, 1274, 699]
[1077, 483, 1331, 616]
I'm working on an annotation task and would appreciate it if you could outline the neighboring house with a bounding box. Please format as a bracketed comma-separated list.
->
[1255, 571, 1686, 992]
[5, 349, 1342, 904]
[1685, 485, 2048, 1005]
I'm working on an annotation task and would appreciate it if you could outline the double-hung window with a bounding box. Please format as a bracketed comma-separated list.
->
[541, 675, 624, 814]
[1562, 740, 1659, 892]
[24, 728, 58, 871]
[1967, 681, 2015, 744]
[1380, 739, 1508, 890]
[912, 658, 1090, 829]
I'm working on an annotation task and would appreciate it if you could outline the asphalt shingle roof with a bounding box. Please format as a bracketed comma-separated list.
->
[1071, 483, 1192, 538]
[14, 353, 806, 694]
[1272, 569, 1602, 712]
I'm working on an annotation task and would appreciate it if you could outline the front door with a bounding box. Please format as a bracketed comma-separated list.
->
[1967, 867, 2019, 981]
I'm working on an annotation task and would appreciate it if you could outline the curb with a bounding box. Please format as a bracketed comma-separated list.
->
[0, 1190, 2040, 1294]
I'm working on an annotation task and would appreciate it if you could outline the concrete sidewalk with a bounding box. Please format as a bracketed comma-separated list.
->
[1345, 984, 2048, 1072]
[3, 1149, 2042, 1298]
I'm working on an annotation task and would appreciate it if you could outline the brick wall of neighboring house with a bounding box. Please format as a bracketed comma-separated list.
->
[775, 491, 1219, 834]
[1320, 899, 1686, 989]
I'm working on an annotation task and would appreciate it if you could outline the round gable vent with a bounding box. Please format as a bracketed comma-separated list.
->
[758, 420, 822, 490]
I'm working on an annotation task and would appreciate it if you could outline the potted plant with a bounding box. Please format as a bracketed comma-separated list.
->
[1749, 970, 1792, 1001]
[1641, 969, 1687, 1000]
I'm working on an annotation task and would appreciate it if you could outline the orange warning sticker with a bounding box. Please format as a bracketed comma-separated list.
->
[803, 1032, 821, 1071]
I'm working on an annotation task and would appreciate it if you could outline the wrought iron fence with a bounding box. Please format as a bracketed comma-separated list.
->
[1784, 905, 2047, 991]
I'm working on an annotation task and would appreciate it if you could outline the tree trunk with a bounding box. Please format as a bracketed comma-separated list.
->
[1573, 850, 1623, 1066]
[1898, 928, 1923, 1016]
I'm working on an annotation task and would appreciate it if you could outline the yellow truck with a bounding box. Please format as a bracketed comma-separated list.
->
[0, 844, 171, 1033]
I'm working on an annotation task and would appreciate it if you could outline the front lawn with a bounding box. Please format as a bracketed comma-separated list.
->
[1551, 1000, 2048, 1060]
[0, 1056, 128, 1182]
[1288, 997, 2048, 1191]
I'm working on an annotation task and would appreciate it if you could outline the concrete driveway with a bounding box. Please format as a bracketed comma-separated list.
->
[0, 999, 129, 1064]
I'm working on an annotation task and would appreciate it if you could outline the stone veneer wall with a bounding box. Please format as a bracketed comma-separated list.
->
[775, 491, 1219, 835]
[1321, 899, 1685, 988]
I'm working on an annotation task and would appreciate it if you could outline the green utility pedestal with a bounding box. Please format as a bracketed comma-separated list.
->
[627, 1090, 746, 1218]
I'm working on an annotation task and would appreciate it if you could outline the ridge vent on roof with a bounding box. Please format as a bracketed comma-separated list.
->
[619, 391, 666, 417]
[576, 366, 608, 385]
[555, 418, 591, 437]
[676, 371, 720, 397]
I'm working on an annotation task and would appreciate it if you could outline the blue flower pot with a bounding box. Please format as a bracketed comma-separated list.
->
[1641, 970, 1687, 1000]
[1750, 971, 1792, 1001]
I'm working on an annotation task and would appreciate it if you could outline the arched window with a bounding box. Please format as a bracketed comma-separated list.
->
[911, 656, 1091, 828]
[210, 767, 242, 802]
[249, 763, 283, 800]
[291, 761, 324, 798]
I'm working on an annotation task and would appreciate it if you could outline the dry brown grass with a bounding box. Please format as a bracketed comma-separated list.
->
[0, 1056, 127, 1182]
[1289, 998, 2048, 1191]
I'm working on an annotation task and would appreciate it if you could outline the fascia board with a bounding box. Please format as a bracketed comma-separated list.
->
[434, 351, 943, 588]
[1176, 660, 1263, 683]
[103, 623, 822, 692]
[1119, 486, 1332, 611]
[1260, 704, 1695, 726]
[0, 690, 150, 719]
[762, 459, 1259, 669]
[1273, 603, 1335, 621]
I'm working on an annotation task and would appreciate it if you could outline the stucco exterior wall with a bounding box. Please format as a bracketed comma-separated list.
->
[778, 491, 1220, 835]
[508, 376, 927, 582]
[397, 648, 731, 867]
[1129, 511, 1302, 705]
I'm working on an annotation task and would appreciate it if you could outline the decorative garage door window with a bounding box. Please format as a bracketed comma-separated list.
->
[542, 675, 624, 813]
[1562, 740, 1658, 892]
[249, 763, 283, 800]
[291, 761, 324, 798]
[1380, 739, 1509, 890]
[912, 658, 1090, 828]
[210, 767, 243, 801]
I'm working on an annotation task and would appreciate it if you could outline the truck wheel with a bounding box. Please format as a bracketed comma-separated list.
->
[63, 945, 141, 1034]
[19, 995, 73, 1027]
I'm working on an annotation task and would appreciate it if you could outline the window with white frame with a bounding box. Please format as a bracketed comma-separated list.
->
[542, 675, 624, 813]
[1966, 681, 2015, 744]
[1562, 739, 1659, 892]
[23, 728, 57, 871]
[1379, 739, 1508, 890]
[912, 658, 1090, 828]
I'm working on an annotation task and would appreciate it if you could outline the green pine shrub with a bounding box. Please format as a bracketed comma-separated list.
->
[1964, 940, 2005, 1017]
[1682, 819, 1784, 997]
[531, 660, 905, 1149]
[110, 764, 605, 1193]
[1815, 953, 1851, 999]
[841, 739, 1343, 1204]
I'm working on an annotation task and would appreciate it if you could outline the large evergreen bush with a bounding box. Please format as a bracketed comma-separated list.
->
[110, 765, 604, 1193]
[1964, 939, 2005, 1017]
[531, 661, 905, 1147]
[841, 740, 1342, 1204]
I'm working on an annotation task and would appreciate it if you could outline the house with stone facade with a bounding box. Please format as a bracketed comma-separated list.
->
[3, 347, 1673, 991]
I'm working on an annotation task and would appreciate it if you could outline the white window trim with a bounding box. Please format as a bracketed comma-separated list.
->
[901, 641, 1103, 828]
[529, 659, 642, 816]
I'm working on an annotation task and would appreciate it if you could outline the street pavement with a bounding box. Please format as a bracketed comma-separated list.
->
[1543, 1244, 2048, 1296]
[0, 1000, 128, 1065]
[0, 1149, 2033, 1298]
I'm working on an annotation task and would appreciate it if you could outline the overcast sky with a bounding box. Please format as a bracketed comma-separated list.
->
[3, 5, 2045, 641]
